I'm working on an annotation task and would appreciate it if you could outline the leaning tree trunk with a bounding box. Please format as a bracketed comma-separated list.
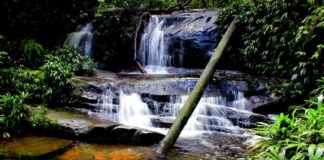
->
[156, 20, 236, 156]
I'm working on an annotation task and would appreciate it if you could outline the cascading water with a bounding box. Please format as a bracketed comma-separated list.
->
[138, 11, 218, 73]
[92, 87, 153, 128]
[139, 16, 170, 68]
[89, 84, 251, 135]
[64, 23, 93, 56]
[78, 11, 260, 137]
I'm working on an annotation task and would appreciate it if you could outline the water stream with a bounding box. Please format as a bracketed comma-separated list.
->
[83, 82, 252, 137]
[64, 23, 93, 56]
[138, 11, 218, 73]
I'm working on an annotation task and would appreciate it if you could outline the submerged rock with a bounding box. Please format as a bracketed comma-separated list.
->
[0, 135, 73, 159]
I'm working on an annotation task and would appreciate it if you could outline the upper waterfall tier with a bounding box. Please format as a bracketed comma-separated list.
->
[64, 23, 93, 56]
[138, 10, 219, 72]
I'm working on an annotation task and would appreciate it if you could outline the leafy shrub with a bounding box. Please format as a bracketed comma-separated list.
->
[219, 0, 308, 76]
[52, 46, 96, 74]
[292, 5, 324, 86]
[0, 69, 44, 97]
[20, 39, 45, 68]
[0, 92, 29, 138]
[41, 55, 74, 102]
[312, 77, 324, 97]
[0, 45, 95, 103]
[249, 97, 324, 159]
[219, 0, 324, 97]
[40, 46, 95, 102]
[0, 51, 11, 67]
[266, 81, 304, 99]
[29, 105, 55, 128]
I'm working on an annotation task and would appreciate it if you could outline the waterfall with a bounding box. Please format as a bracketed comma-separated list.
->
[93, 87, 152, 128]
[91, 85, 250, 134]
[64, 23, 93, 56]
[137, 11, 218, 73]
[138, 16, 171, 73]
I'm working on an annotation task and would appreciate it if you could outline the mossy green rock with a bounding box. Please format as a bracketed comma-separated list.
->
[0, 135, 74, 159]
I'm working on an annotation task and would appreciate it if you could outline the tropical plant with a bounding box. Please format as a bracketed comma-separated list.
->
[291, 5, 324, 87]
[0, 92, 29, 138]
[52, 46, 96, 74]
[249, 96, 324, 159]
[0, 69, 43, 97]
[312, 78, 324, 97]
[20, 39, 44, 59]
[219, 0, 324, 97]
[0, 51, 10, 67]
[29, 105, 55, 128]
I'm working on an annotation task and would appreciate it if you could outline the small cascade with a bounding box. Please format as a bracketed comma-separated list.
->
[93, 87, 152, 128]
[89, 84, 253, 135]
[232, 91, 248, 110]
[64, 23, 93, 56]
[118, 91, 153, 127]
[160, 95, 235, 132]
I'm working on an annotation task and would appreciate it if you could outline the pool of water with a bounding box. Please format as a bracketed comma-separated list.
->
[0, 133, 251, 160]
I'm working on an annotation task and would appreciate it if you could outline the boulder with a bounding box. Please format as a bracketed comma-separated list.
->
[132, 129, 165, 145]
[42, 108, 164, 145]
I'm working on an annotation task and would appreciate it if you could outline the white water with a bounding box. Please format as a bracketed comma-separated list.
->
[94, 88, 152, 128]
[94, 87, 249, 135]
[64, 23, 93, 56]
[138, 16, 173, 73]
[232, 91, 248, 110]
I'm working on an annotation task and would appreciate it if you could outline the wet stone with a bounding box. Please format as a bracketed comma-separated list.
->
[0, 135, 74, 159]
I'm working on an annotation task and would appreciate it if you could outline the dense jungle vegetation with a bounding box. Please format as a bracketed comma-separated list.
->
[0, 0, 323, 159]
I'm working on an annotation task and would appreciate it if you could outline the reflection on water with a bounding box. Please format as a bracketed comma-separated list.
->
[56, 143, 198, 160]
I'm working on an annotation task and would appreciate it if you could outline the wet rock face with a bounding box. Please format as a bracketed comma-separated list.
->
[139, 10, 219, 68]
[162, 11, 219, 61]
[78, 69, 283, 114]
[42, 108, 164, 146]
[73, 69, 285, 134]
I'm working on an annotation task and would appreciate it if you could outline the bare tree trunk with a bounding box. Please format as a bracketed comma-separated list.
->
[156, 20, 236, 156]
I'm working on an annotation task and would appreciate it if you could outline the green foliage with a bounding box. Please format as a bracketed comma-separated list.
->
[291, 5, 324, 86]
[267, 81, 304, 99]
[20, 39, 45, 68]
[41, 55, 74, 102]
[219, 0, 308, 76]
[21, 39, 44, 60]
[96, 0, 223, 15]
[249, 97, 324, 159]
[0, 45, 95, 103]
[312, 78, 324, 97]
[0, 45, 95, 138]
[40, 46, 95, 102]
[0, 92, 29, 138]
[0, 69, 44, 98]
[0, 51, 11, 67]
[92, 12, 135, 68]
[219, 0, 324, 96]
[29, 105, 54, 128]
[0, 0, 98, 46]
[52, 46, 96, 74]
